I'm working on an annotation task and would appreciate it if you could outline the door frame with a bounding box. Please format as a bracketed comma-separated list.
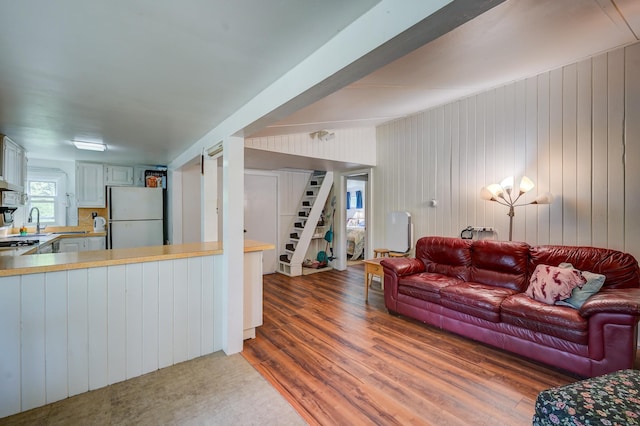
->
[336, 167, 373, 271]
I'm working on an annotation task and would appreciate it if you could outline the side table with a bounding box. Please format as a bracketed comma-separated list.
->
[363, 257, 385, 302]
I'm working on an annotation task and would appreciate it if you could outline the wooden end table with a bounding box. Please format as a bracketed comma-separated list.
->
[363, 257, 385, 302]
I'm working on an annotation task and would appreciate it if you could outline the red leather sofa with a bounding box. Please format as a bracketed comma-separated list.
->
[381, 236, 640, 377]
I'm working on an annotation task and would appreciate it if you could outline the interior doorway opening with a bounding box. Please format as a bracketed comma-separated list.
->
[345, 173, 368, 262]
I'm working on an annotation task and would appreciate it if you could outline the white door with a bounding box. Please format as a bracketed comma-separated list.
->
[244, 174, 277, 274]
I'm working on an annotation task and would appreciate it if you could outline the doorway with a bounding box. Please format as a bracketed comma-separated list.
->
[346, 174, 368, 262]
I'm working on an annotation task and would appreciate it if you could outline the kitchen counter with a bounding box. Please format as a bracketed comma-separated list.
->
[0, 239, 273, 277]
[0, 238, 275, 418]
[0, 231, 107, 257]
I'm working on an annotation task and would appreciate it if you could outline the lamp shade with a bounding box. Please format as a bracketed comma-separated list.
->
[480, 183, 504, 200]
[500, 176, 514, 191]
[533, 192, 554, 204]
[480, 186, 494, 200]
[519, 176, 535, 193]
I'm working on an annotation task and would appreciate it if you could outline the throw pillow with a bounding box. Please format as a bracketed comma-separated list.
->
[556, 269, 606, 309]
[526, 264, 587, 304]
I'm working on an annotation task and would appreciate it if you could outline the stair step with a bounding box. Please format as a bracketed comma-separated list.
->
[280, 171, 333, 277]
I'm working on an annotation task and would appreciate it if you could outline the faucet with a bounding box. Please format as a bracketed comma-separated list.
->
[28, 207, 41, 234]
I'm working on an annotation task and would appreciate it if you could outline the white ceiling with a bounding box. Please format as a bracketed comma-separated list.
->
[254, 0, 640, 137]
[0, 0, 381, 165]
[1, 0, 639, 169]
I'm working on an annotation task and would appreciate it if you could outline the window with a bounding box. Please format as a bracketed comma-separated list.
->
[27, 169, 67, 226]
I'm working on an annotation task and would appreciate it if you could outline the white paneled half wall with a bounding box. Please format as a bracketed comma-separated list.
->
[0, 256, 220, 418]
[375, 41, 640, 261]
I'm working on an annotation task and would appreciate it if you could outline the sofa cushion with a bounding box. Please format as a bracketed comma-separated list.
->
[470, 240, 530, 292]
[398, 273, 465, 303]
[526, 264, 587, 304]
[439, 282, 517, 322]
[501, 294, 588, 344]
[416, 236, 472, 281]
[556, 267, 606, 309]
[530, 245, 640, 289]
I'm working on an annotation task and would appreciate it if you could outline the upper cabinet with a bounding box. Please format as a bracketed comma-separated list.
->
[1, 135, 27, 193]
[76, 162, 105, 207]
[76, 162, 165, 207]
[105, 165, 134, 186]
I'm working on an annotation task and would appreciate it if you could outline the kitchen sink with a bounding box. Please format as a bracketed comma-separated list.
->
[7, 233, 51, 238]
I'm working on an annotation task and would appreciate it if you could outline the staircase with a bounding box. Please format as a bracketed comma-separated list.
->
[278, 171, 334, 276]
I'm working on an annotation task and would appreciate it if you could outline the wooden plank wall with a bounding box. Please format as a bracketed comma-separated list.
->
[245, 127, 376, 166]
[375, 41, 640, 261]
[0, 256, 219, 418]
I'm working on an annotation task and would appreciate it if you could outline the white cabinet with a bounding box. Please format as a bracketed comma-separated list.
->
[37, 243, 53, 254]
[76, 162, 105, 207]
[105, 165, 134, 186]
[243, 251, 264, 340]
[58, 237, 85, 253]
[57, 236, 106, 253]
[1, 135, 27, 193]
[86, 236, 106, 251]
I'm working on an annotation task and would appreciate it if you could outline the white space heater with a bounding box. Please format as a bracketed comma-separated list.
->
[385, 211, 412, 254]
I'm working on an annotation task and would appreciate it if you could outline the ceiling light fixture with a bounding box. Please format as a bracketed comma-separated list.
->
[309, 130, 335, 142]
[73, 140, 107, 151]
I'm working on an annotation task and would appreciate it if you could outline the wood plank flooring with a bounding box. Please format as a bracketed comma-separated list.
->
[242, 264, 634, 426]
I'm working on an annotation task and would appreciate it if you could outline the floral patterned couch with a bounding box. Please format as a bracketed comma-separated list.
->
[533, 369, 640, 425]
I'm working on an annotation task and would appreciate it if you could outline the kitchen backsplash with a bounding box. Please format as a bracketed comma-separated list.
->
[78, 208, 108, 228]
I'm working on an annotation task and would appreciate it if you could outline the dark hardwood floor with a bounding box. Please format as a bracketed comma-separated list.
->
[243, 264, 616, 425]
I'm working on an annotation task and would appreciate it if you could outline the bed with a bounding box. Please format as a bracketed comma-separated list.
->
[346, 218, 365, 260]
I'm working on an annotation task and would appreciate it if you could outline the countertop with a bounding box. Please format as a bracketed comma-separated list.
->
[0, 239, 274, 277]
[0, 231, 107, 256]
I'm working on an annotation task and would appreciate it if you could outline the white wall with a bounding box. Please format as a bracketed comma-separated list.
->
[181, 163, 202, 243]
[245, 127, 376, 166]
[375, 41, 640, 261]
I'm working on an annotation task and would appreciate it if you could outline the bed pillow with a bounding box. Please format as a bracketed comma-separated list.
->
[526, 264, 587, 304]
[346, 218, 358, 227]
[555, 268, 606, 309]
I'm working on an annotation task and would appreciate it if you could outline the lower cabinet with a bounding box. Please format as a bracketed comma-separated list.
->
[58, 236, 106, 253]
[86, 236, 106, 251]
[37, 243, 54, 254]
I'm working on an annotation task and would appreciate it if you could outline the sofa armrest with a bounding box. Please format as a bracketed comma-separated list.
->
[380, 258, 425, 277]
[579, 288, 640, 317]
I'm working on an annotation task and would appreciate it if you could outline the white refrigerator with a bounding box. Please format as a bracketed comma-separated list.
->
[107, 186, 164, 249]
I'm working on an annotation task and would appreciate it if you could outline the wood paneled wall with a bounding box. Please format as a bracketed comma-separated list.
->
[245, 127, 376, 166]
[0, 256, 220, 418]
[375, 41, 640, 260]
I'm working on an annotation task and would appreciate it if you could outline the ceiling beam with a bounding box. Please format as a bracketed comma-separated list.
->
[170, 0, 504, 170]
